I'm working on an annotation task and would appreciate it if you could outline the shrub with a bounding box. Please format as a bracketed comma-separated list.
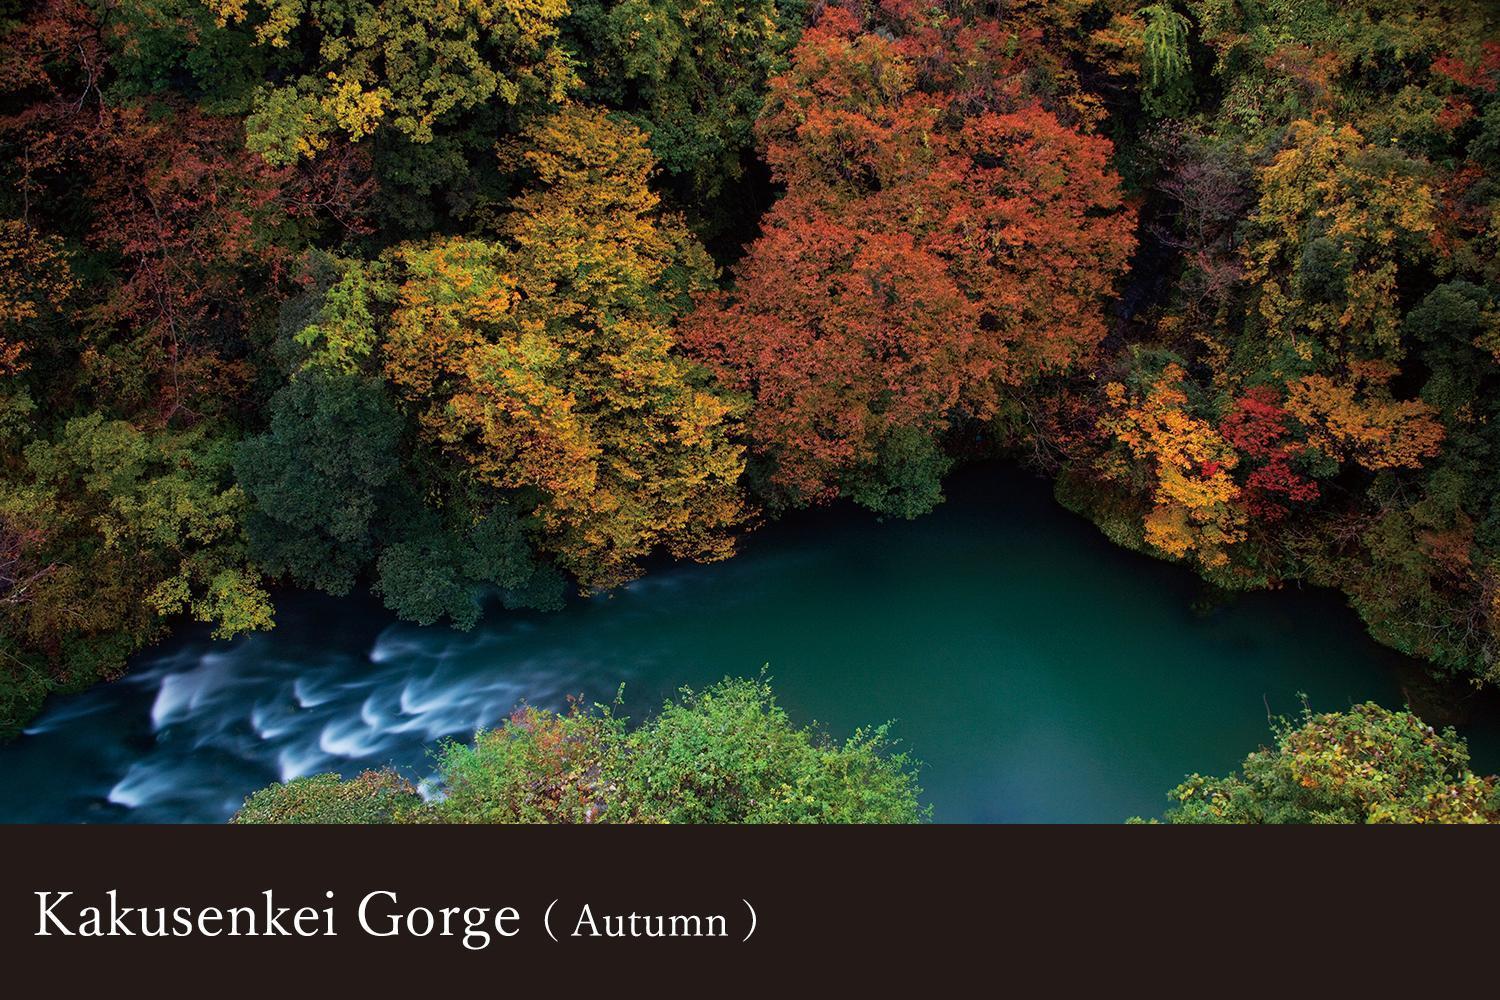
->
[1153, 702, 1500, 824]
[232, 770, 421, 824]
[234, 678, 928, 824]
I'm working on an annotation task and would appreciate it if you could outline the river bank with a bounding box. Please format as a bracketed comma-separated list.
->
[3, 463, 1495, 823]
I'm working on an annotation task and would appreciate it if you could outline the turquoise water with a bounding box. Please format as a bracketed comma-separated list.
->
[2, 464, 1495, 823]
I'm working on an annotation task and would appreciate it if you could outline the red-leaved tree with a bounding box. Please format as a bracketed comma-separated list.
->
[0, 0, 374, 423]
[682, 5, 1136, 512]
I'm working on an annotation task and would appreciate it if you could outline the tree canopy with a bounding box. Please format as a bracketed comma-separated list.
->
[2, 0, 1500, 775]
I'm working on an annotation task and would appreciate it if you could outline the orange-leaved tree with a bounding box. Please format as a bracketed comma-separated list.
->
[682, 5, 1135, 516]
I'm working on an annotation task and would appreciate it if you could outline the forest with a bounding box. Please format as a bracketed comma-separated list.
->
[0, 0, 1498, 776]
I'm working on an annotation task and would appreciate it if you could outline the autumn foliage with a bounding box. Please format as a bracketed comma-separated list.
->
[683, 6, 1136, 514]
[385, 107, 746, 589]
[1, 0, 1499, 739]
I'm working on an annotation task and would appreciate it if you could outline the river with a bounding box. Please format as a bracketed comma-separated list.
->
[2, 464, 1496, 823]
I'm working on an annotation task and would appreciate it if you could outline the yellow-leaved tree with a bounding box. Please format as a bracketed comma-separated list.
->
[1284, 361, 1445, 472]
[1246, 118, 1436, 358]
[205, 0, 574, 162]
[384, 106, 747, 589]
[1101, 363, 1246, 569]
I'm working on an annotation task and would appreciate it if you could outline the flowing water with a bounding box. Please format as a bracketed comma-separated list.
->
[3, 464, 1496, 823]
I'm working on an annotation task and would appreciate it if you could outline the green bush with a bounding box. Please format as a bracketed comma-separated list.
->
[610, 679, 925, 823]
[233, 677, 928, 824]
[1150, 702, 1500, 824]
[232, 770, 422, 824]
